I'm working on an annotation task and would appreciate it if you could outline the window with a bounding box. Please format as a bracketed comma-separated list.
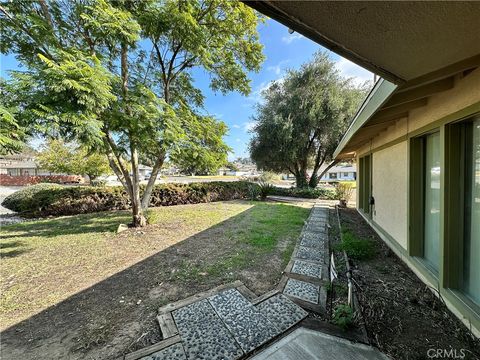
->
[423, 132, 441, 272]
[343, 172, 349, 177]
[329, 173, 337, 179]
[409, 131, 441, 274]
[463, 118, 480, 304]
[358, 155, 372, 216]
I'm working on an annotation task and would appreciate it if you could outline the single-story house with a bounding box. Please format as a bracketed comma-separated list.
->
[319, 164, 356, 182]
[0, 154, 50, 176]
[246, 1, 480, 336]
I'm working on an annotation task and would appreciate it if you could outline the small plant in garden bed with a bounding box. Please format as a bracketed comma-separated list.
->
[332, 303, 354, 330]
[335, 182, 354, 206]
[335, 228, 375, 260]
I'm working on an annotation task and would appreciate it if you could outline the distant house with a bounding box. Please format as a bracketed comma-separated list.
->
[0, 154, 83, 185]
[0, 154, 50, 176]
[319, 164, 356, 182]
[217, 162, 258, 176]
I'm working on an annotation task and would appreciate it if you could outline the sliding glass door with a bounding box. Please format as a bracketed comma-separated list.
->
[464, 119, 480, 305]
[424, 132, 441, 272]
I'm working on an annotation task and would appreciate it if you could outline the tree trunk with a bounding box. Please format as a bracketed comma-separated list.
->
[294, 168, 309, 188]
[141, 152, 165, 210]
[130, 143, 146, 227]
[316, 160, 339, 185]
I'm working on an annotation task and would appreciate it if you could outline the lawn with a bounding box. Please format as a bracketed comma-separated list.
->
[0, 200, 310, 360]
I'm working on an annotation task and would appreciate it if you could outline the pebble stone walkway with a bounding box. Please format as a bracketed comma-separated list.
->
[281, 204, 329, 311]
[124, 203, 330, 360]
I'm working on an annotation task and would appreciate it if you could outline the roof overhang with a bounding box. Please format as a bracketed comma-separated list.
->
[244, 1, 480, 158]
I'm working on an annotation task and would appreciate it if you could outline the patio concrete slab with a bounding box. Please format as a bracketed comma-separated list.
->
[283, 278, 319, 304]
[250, 328, 390, 360]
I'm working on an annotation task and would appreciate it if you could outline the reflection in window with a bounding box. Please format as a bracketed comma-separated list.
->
[464, 119, 480, 305]
[424, 132, 441, 272]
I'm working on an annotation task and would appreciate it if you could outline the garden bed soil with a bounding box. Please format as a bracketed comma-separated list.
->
[338, 207, 480, 360]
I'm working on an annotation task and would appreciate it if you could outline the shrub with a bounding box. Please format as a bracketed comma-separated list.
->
[258, 181, 274, 200]
[1, 183, 63, 213]
[332, 304, 354, 330]
[90, 179, 107, 187]
[268, 186, 336, 199]
[335, 228, 375, 260]
[335, 182, 354, 201]
[258, 171, 279, 183]
[2, 181, 260, 217]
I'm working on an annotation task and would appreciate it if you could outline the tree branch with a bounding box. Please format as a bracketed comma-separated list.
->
[141, 151, 165, 210]
[0, 5, 54, 60]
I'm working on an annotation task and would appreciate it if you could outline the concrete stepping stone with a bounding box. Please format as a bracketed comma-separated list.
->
[218, 303, 280, 353]
[283, 278, 320, 304]
[208, 288, 280, 353]
[139, 343, 186, 360]
[301, 231, 327, 242]
[291, 260, 323, 279]
[172, 299, 243, 360]
[208, 288, 251, 317]
[255, 294, 308, 333]
[295, 246, 326, 262]
[300, 236, 326, 249]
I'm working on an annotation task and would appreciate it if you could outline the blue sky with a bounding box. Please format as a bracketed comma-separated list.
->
[0, 18, 372, 160]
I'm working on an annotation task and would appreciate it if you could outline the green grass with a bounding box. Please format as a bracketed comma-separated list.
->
[174, 202, 309, 281]
[335, 228, 375, 260]
[0, 200, 309, 330]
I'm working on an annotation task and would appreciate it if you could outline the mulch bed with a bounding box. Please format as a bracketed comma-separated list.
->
[337, 207, 480, 360]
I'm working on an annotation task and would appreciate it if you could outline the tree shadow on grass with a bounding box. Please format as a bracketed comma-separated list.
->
[0, 201, 309, 360]
[0, 210, 131, 240]
[0, 240, 30, 258]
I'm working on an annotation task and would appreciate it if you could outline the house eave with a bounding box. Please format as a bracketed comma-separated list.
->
[333, 79, 397, 159]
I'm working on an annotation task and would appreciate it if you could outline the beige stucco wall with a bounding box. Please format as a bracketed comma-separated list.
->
[356, 67, 480, 157]
[371, 141, 408, 250]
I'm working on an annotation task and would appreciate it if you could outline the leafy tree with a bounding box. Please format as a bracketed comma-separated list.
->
[0, 80, 28, 155]
[171, 115, 230, 175]
[1, 0, 264, 226]
[226, 161, 239, 171]
[37, 140, 112, 181]
[249, 52, 368, 188]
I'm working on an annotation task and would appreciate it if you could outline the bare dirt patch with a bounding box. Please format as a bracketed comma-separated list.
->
[337, 207, 480, 360]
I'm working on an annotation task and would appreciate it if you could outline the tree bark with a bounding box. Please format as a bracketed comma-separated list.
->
[121, 42, 146, 227]
[316, 160, 339, 184]
[130, 142, 146, 227]
[308, 150, 327, 188]
[140, 152, 165, 210]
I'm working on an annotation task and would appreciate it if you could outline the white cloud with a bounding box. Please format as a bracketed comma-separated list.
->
[267, 60, 290, 75]
[243, 121, 257, 132]
[232, 124, 241, 129]
[281, 33, 304, 44]
[334, 57, 374, 86]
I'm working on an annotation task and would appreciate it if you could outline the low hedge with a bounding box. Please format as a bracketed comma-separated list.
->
[269, 186, 336, 199]
[2, 181, 259, 217]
